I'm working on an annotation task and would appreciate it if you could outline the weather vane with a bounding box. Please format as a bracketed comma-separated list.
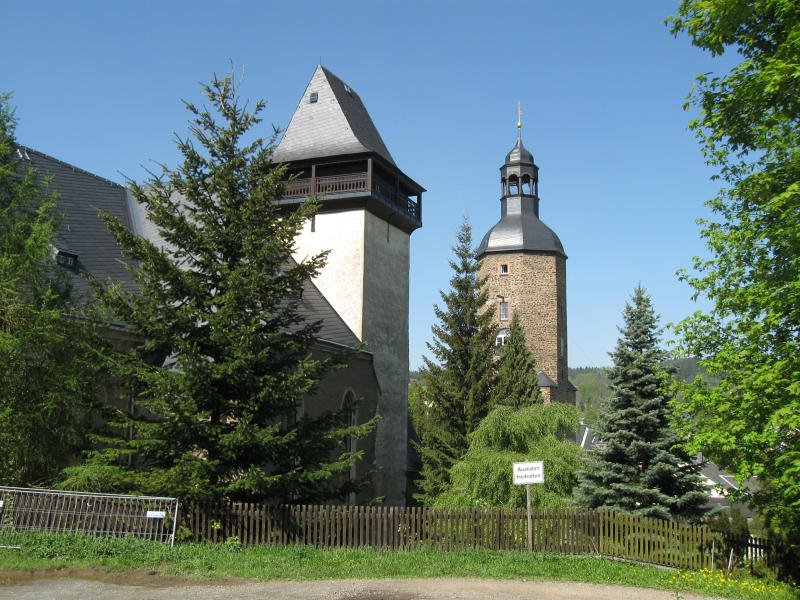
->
[516, 102, 523, 140]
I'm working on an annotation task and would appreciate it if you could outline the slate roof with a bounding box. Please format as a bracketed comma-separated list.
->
[21, 145, 362, 349]
[506, 138, 535, 165]
[537, 370, 557, 387]
[273, 65, 395, 165]
[477, 197, 566, 257]
[22, 147, 137, 302]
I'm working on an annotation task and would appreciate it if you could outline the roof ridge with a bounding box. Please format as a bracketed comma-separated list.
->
[20, 145, 127, 190]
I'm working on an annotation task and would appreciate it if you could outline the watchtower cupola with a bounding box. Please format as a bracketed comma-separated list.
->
[501, 103, 540, 216]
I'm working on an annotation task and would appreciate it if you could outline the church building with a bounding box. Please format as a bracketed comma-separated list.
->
[22, 65, 421, 506]
[477, 112, 576, 404]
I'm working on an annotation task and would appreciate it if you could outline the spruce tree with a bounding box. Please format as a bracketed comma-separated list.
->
[412, 218, 496, 505]
[575, 286, 710, 523]
[491, 312, 543, 408]
[59, 74, 373, 504]
[0, 93, 104, 486]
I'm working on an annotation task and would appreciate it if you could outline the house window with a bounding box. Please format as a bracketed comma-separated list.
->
[309, 92, 318, 103]
[499, 263, 509, 275]
[499, 301, 509, 321]
[496, 328, 510, 347]
[56, 250, 78, 271]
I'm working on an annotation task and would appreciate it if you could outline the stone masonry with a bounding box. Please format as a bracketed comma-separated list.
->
[480, 251, 574, 404]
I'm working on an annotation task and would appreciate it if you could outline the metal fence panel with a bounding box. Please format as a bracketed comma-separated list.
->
[0, 486, 179, 547]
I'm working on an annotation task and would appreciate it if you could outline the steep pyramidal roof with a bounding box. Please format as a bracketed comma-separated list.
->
[273, 65, 395, 165]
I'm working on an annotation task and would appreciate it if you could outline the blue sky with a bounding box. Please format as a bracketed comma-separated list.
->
[3, 1, 735, 368]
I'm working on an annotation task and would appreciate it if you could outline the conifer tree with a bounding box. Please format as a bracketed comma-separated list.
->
[491, 312, 543, 408]
[575, 286, 710, 523]
[59, 74, 373, 504]
[0, 93, 104, 486]
[412, 218, 496, 505]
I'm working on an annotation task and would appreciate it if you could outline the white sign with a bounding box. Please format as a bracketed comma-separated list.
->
[146, 510, 166, 519]
[513, 461, 544, 485]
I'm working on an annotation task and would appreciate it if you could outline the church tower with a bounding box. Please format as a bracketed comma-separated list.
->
[273, 66, 425, 504]
[477, 108, 575, 404]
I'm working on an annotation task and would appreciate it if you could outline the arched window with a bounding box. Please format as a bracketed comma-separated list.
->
[496, 328, 510, 347]
[521, 175, 532, 195]
[508, 175, 519, 195]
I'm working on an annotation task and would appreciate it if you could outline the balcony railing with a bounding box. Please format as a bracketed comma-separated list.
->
[283, 173, 419, 221]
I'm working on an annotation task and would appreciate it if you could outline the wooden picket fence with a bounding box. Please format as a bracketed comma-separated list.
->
[185, 503, 728, 570]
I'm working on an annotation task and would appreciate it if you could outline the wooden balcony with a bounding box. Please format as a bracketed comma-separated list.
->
[283, 172, 420, 222]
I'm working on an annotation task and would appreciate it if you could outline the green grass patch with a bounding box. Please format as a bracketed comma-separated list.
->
[0, 533, 797, 600]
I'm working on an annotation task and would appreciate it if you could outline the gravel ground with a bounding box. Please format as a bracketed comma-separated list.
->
[0, 574, 721, 600]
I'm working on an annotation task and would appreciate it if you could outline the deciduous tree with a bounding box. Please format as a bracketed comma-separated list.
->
[434, 404, 582, 509]
[668, 0, 800, 550]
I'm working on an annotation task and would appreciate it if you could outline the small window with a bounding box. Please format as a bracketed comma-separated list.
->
[309, 92, 318, 103]
[496, 328, 510, 347]
[56, 250, 78, 271]
[499, 301, 509, 321]
[499, 263, 509, 275]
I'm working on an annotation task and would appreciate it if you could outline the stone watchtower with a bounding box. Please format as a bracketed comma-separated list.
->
[477, 110, 575, 404]
[273, 66, 425, 504]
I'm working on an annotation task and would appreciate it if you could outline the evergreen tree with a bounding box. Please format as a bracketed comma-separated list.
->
[491, 312, 543, 408]
[0, 93, 104, 486]
[575, 286, 710, 523]
[412, 218, 495, 505]
[59, 74, 373, 504]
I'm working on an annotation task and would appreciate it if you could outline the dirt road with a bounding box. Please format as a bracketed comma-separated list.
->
[0, 574, 720, 600]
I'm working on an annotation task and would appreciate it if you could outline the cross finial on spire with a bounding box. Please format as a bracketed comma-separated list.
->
[516, 102, 523, 141]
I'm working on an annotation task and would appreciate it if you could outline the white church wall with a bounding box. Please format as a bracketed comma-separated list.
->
[293, 210, 366, 339]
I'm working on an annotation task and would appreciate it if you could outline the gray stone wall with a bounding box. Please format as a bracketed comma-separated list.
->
[480, 251, 575, 404]
[306, 346, 380, 505]
[362, 211, 410, 505]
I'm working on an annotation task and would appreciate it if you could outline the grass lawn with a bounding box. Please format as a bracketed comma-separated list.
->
[0, 534, 796, 599]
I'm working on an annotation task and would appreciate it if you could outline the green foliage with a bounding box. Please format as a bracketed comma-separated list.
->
[413, 218, 496, 505]
[491, 313, 543, 409]
[434, 404, 583, 508]
[576, 286, 711, 523]
[569, 367, 611, 426]
[668, 0, 800, 575]
[59, 73, 373, 504]
[0, 93, 104, 486]
[3, 534, 798, 599]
